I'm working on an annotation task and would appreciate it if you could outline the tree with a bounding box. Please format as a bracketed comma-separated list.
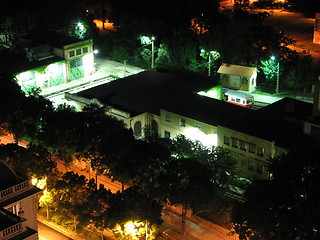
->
[287, 0, 320, 17]
[143, 135, 236, 239]
[103, 186, 163, 240]
[232, 139, 320, 240]
[0, 142, 57, 179]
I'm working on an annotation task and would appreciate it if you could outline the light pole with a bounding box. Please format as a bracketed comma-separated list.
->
[201, 49, 219, 76]
[151, 36, 155, 68]
[139, 35, 156, 69]
[271, 56, 280, 94]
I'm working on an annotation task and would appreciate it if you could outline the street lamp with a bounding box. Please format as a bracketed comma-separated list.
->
[271, 56, 280, 94]
[139, 35, 156, 68]
[200, 49, 220, 76]
[151, 36, 155, 68]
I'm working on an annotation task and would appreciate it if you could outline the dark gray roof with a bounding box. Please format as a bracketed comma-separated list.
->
[162, 94, 251, 126]
[76, 67, 217, 116]
[0, 49, 64, 74]
[21, 31, 84, 49]
[258, 97, 313, 121]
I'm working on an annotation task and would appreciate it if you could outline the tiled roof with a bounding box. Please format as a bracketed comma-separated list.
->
[218, 63, 256, 78]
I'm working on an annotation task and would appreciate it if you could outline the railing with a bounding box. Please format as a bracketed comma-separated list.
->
[0, 222, 25, 240]
[0, 180, 31, 202]
[0, 209, 26, 240]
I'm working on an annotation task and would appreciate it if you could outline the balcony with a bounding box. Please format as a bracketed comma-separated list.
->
[0, 208, 26, 240]
[0, 180, 31, 203]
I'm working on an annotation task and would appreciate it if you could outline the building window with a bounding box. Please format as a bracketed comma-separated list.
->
[83, 47, 88, 54]
[249, 143, 256, 154]
[76, 48, 82, 55]
[134, 121, 142, 138]
[151, 120, 158, 134]
[257, 163, 263, 174]
[195, 123, 201, 130]
[69, 50, 75, 57]
[164, 131, 171, 139]
[165, 113, 170, 122]
[231, 137, 238, 148]
[257, 147, 264, 157]
[240, 160, 246, 166]
[70, 58, 83, 68]
[224, 136, 230, 145]
[239, 140, 246, 150]
[179, 118, 186, 127]
[248, 161, 255, 171]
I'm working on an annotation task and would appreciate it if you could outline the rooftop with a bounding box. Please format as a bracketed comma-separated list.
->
[21, 30, 88, 49]
[0, 49, 64, 74]
[76, 67, 216, 116]
[162, 94, 251, 127]
[218, 63, 256, 78]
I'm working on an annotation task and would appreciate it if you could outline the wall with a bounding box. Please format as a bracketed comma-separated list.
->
[160, 109, 218, 147]
[218, 125, 276, 180]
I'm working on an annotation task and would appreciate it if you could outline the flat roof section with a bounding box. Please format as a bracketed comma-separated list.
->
[76, 67, 217, 116]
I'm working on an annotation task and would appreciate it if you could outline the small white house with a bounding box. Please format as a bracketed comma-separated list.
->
[218, 63, 257, 92]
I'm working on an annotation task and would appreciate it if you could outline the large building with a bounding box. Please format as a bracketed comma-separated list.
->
[0, 161, 42, 240]
[65, 67, 320, 180]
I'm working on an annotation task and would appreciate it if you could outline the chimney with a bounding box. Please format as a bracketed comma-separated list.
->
[313, 76, 320, 116]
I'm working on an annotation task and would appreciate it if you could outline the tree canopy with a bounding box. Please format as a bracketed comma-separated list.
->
[232, 139, 320, 240]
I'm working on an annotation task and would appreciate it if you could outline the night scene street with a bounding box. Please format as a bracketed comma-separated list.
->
[0, 0, 320, 240]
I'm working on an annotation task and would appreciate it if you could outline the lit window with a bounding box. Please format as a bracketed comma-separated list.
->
[83, 47, 88, 54]
[179, 118, 186, 127]
[164, 131, 170, 138]
[70, 58, 83, 68]
[69, 50, 75, 57]
[249, 143, 256, 153]
[224, 136, 230, 145]
[76, 48, 82, 55]
[257, 147, 264, 156]
[165, 113, 170, 122]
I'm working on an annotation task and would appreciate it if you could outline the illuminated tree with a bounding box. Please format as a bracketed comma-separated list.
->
[103, 186, 163, 240]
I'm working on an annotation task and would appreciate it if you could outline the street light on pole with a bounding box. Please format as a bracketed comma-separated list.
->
[201, 49, 220, 76]
[139, 35, 156, 69]
[151, 36, 155, 68]
[271, 56, 280, 94]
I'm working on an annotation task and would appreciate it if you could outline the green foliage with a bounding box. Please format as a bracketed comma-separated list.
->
[143, 135, 236, 209]
[232, 139, 320, 240]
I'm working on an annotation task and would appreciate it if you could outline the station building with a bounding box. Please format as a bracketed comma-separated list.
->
[0, 31, 94, 94]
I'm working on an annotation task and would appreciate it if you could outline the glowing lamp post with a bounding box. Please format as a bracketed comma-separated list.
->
[151, 36, 155, 68]
[271, 56, 280, 94]
[200, 49, 220, 76]
[140, 36, 156, 68]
